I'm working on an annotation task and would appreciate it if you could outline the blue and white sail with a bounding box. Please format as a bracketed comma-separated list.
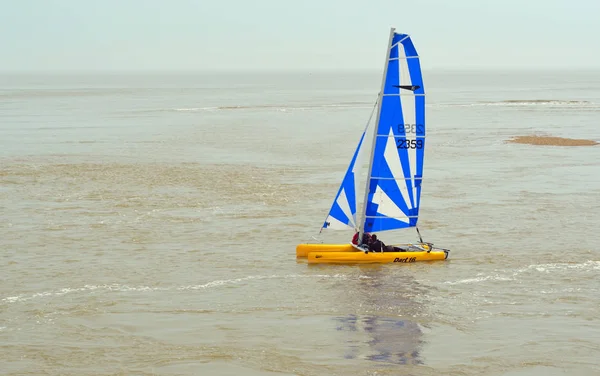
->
[360, 29, 426, 234]
[321, 129, 368, 231]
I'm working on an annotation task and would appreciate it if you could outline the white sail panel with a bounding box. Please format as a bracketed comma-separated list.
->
[383, 128, 412, 210]
[369, 185, 410, 224]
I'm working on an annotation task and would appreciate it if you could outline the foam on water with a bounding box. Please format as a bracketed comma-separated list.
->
[1, 274, 351, 304]
[444, 261, 600, 285]
[168, 102, 373, 112]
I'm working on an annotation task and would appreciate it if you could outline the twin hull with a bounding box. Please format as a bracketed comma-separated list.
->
[296, 243, 448, 264]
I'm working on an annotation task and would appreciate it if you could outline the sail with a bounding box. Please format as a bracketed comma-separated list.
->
[322, 129, 368, 231]
[361, 31, 426, 233]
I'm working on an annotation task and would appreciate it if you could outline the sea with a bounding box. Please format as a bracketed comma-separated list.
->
[1, 69, 599, 376]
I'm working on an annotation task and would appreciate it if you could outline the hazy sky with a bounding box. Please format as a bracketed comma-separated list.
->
[1, 0, 598, 72]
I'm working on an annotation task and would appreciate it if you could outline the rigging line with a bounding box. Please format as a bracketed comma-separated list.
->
[416, 226, 423, 243]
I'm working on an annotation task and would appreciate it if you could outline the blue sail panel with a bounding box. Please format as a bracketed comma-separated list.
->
[362, 32, 426, 234]
[322, 130, 367, 230]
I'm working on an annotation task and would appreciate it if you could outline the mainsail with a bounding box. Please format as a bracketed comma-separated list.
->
[359, 30, 426, 234]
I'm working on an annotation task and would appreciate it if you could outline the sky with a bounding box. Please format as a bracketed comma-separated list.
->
[1, 0, 599, 72]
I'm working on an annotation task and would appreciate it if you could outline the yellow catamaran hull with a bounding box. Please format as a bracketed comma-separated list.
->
[297, 243, 449, 264]
[307, 250, 448, 264]
[296, 243, 357, 258]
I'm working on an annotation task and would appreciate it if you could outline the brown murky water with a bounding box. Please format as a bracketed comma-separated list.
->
[1, 71, 600, 375]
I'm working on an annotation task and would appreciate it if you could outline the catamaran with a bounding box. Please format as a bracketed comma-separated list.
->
[296, 28, 450, 264]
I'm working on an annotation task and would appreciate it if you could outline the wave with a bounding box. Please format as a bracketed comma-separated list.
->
[135, 102, 374, 113]
[1, 273, 349, 304]
[449, 99, 597, 108]
[0, 88, 159, 99]
[500, 99, 590, 104]
[444, 260, 600, 285]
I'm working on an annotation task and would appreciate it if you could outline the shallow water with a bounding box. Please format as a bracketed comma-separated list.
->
[1, 70, 599, 375]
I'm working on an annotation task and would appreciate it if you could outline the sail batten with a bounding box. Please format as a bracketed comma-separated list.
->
[382, 93, 425, 97]
[388, 56, 419, 61]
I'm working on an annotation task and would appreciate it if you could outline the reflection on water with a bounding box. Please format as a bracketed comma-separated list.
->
[335, 314, 423, 365]
[332, 265, 426, 366]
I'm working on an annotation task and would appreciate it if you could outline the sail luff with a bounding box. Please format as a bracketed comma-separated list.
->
[357, 27, 396, 244]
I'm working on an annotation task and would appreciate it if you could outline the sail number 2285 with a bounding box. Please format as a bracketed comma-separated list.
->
[396, 139, 423, 149]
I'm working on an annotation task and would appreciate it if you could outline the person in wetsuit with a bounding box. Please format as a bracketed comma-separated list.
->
[352, 231, 372, 247]
[368, 234, 386, 253]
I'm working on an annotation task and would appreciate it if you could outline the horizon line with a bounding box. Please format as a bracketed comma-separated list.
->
[1, 67, 599, 75]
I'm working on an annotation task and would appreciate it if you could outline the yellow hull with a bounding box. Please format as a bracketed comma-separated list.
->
[307, 250, 448, 264]
[296, 243, 437, 258]
[296, 243, 357, 258]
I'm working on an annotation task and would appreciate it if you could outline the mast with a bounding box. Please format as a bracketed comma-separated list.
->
[357, 27, 396, 245]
